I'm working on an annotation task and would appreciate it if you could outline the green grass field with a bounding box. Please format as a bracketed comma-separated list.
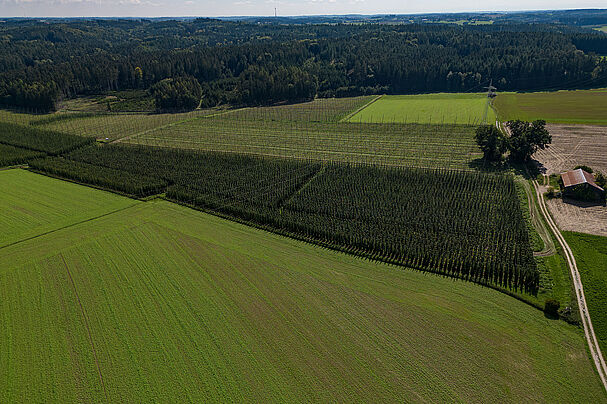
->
[0, 169, 137, 247]
[1, 169, 606, 402]
[564, 231, 607, 355]
[494, 89, 607, 125]
[347, 93, 495, 125]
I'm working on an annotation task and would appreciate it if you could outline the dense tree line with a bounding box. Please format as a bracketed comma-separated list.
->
[0, 19, 606, 111]
[26, 143, 538, 293]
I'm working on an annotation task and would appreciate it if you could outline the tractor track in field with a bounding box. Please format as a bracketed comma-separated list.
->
[518, 179, 555, 257]
[0, 203, 138, 251]
[532, 179, 607, 391]
[60, 253, 109, 401]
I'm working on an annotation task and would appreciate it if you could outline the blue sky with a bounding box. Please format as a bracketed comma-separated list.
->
[0, 0, 605, 18]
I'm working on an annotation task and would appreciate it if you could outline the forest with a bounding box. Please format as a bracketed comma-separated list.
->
[0, 19, 606, 111]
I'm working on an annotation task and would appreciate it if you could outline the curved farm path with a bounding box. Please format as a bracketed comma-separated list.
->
[518, 178, 555, 257]
[532, 179, 607, 391]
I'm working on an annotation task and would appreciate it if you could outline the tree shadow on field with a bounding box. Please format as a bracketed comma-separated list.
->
[543, 310, 560, 320]
[467, 158, 542, 180]
[467, 158, 509, 173]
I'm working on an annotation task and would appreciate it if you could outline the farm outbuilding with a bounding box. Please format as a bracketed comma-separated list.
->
[560, 169, 605, 202]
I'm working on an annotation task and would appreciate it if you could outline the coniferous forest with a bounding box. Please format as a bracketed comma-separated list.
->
[0, 19, 606, 111]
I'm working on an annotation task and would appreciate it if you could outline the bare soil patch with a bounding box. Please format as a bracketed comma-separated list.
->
[533, 124, 607, 175]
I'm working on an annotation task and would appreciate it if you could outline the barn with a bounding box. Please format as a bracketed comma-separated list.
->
[560, 169, 605, 202]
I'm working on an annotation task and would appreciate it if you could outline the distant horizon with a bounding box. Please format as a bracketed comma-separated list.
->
[3, 9, 607, 19]
[1, 0, 606, 19]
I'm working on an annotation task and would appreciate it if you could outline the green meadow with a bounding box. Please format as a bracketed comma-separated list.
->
[564, 232, 607, 355]
[347, 93, 495, 125]
[0, 169, 605, 402]
[494, 89, 607, 125]
[0, 169, 137, 247]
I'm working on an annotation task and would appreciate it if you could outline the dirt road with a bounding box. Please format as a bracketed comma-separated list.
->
[532, 179, 607, 391]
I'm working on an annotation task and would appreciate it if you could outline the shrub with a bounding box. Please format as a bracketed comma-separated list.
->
[544, 299, 560, 318]
[574, 165, 593, 174]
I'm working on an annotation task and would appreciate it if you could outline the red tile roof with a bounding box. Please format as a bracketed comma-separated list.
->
[561, 169, 604, 192]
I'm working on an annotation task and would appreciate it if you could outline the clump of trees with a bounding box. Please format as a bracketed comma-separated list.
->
[474, 125, 507, 161]
[150, 76, 202, 111]
[507, 120, 552, 162]
[475, 120, 551, 163]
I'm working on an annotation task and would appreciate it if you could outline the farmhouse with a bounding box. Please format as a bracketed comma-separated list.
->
[560, 169, 605, 201]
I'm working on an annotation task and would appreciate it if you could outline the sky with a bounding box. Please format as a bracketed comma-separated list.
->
[0, 0, 605, 18]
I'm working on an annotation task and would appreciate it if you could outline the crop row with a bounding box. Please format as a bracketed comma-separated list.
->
[127, 119, 479, 169]
[23, 143, 541, 293]
[29, 156, 167, 197]
[0, 144, 45, 167]
[0, 122, 94, 154]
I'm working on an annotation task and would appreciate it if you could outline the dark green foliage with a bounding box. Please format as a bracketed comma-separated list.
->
[544, 298, 561, 318]
[278, 164, 538, 293]
[574, 165, 594, 173]
[507, 120, 552, 162]
[150, 76, 202, 111]
[67, 144, 321, 208]
[1, 20, 606, 110]
[0, 122, 94, 154]
[0, 80, 58, 112]
[29, 157, 167, 197]
[63, 144, 538, 293]
[475, 125, 507, 161]
[595, 172, 606, 188]
[0, 144, 45, 167]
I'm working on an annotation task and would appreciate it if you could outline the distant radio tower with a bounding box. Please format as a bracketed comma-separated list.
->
[275, 7, 277, 17]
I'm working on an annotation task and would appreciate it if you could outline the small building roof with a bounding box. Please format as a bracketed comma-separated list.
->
[561, 169, 604, 192]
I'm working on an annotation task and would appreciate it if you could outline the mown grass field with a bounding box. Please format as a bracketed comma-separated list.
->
[494, 89, 607, 125]
[1, 169, 606, 402]
[564, 231, 607, 355]
[0, 169, 137, 247]
[347, 93, 495, 125]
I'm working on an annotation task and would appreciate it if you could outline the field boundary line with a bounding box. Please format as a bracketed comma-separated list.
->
[111, 108, 243, 144]
[60, 254, 109, 401]
[339, 94, 384, 122]
[0, 203, 139, 250]
[532, 179, 607, 391]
